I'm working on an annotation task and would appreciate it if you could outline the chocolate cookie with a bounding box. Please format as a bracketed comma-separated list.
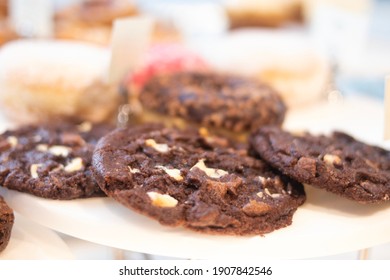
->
[250, 126, 390, 203]
[0, 121, 113, 200]
[138, 71, 286, 139]
[93, 125, 305, 235]
[0, 195, 14, 253]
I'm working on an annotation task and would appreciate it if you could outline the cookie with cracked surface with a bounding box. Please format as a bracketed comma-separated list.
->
[0, 195, 14, 253]
[249, 126, 390, 204]
[0, 121, 113, 199]
[93, 125, 305, 235]
[138, 71, 286, 141]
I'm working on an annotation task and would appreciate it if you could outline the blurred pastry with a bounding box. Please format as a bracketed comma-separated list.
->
[0, 20, 17, 46]
[55, 0, 138, 25]
[0, 39, 120, 125]
[204, 30, 330, 107]
[257, 54, 329, 108]
[55, 0, 180, 45]
[0, 0, 7, 19]
[225, 0, 303, 28]
[0, 0, 17, 46]
[55, 0, 138, 45]
[55, 22, 112, 46]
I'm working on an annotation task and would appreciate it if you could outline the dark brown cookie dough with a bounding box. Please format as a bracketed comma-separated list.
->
[0, 121, 113, 200]
[250, 126, 390, 204]
[139, 72, 286, 136]
[0, 195, 14, 253]
[93, 125, 305, 235]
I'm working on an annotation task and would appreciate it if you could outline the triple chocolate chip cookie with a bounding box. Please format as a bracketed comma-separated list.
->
[139, 71, 286, 140]
[93, 125, 305, 235]
[0, 195, 13, 253]
[0, 121, 113, 200]
[250, 126, 390, 204]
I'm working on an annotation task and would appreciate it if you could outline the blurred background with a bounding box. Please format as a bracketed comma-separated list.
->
[1, 0, 389, 101]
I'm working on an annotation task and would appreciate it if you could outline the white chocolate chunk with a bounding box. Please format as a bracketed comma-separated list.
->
[145, 139, 170, 153]
[30, 164, 42, 178]
[77, 121, 92, 132]
[190, 159, 228, 179]
[36, 144, 48, 152]
[258, 176, 266, 184]
[64, 157, 83, 172]
[147, 191, 178, 208]
[256, 192, 264, 198]
[323, 154, 342, 166]
[156, 166, 183, 181]
[242, 199, 272, 215]
[128, 166, 140, 174]
[48, 145, 71, 157]
[6, 136, 18, 148]
[264, 188, 282, 199]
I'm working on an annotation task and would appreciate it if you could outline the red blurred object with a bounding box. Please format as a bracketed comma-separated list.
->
[129, 43, 209, 90]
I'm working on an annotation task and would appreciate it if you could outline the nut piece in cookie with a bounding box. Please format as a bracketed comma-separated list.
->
[145, 139, 170, 153]
[147, 192, 178, 208]
[190, 159, 228, 179]
[156, 166, 183, 181]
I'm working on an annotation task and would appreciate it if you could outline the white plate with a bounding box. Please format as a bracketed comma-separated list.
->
[0, 213, 73, 260]
[1, 96, 390, 259]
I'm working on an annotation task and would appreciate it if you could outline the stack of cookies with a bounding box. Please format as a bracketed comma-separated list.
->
[0, 68, 389, 244]
[92, 70, 390, 237]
